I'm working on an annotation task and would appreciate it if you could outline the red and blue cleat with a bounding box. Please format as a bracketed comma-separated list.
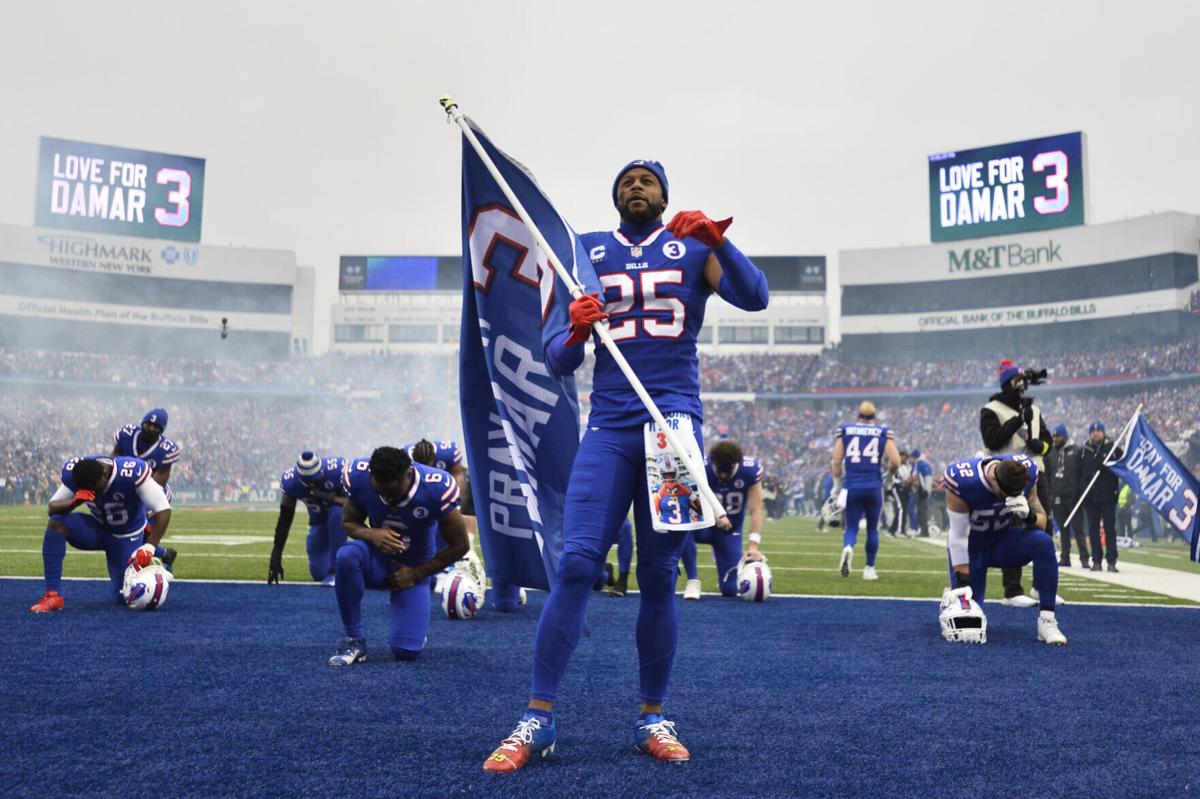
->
[635, 715, 691, 763]
[483, 713, 556, 773]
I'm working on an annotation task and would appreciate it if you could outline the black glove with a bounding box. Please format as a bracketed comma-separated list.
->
[953, 570, 972, 590]
[268, 547, 285, 584]
[1022, 400, 1035, 425]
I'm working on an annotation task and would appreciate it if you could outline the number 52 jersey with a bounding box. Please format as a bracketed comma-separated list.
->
[943, 454, 1039, 542]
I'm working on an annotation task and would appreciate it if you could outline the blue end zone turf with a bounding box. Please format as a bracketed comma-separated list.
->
[2, 579, 1196, 797]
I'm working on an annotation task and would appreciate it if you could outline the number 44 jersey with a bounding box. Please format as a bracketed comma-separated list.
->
[837, 423, 894, 490]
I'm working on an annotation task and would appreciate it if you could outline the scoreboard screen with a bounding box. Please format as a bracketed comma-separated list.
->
[929, 132, 1085, 242]
[35, 137, 205, 242]
[339, 256, 461, 291]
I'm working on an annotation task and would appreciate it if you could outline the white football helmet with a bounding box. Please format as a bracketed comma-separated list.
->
[455, 549, 487, 589]
[737, 558, 773, 602]
[939, 586, 987, 643]
[441, 572, 484, 620]
[122, 559, 171, 611]
[820, 496, 843, 528]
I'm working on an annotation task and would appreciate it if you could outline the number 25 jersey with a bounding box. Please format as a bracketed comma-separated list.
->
[581, 225, 714, 427]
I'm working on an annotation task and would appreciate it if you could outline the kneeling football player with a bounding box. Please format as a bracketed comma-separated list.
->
[32, 455, 172, 611]
[943, 454, 1066, 645]
[328, 446, 469, 665]
[679, 441, 766, 599]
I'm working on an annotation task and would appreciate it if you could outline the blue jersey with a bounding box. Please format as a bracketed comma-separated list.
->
[61, 455, 153, 537]
[280, 456, 347, 524]
[404, 441, 464, 473]
[943, 455, 1039, 542]
[341, 459, 462, 568]
[705, 457, 763, 532]
[112, 424, 180, 473]
[656, 488, 701, 525]
[581, 225, 714, 427]
[837, 423, 893, 490]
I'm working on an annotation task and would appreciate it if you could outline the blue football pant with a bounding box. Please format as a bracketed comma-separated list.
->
[613, 517, 633, 574]
[334, 540, 431, 659]
[531, 421, 699, 706]
[43, 514, 142, 603]
[959, 527, 1060, 612]
[306, 507, 346, 581]
[843, 487, 883, 567]
[682, 528, 743, 596]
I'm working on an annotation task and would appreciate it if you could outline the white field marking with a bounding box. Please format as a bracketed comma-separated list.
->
[155, 535, 273, 546]
[2, 575, 1189, 608]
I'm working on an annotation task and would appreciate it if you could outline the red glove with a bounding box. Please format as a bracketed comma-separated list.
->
[666, 211, 733, 247]
[127, 543, 155, 570]
[71, 489, 96, 507]
[564, 293, 608, 346]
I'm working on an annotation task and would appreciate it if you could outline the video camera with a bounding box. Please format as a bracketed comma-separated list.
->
[1021, 367, 1047, 385]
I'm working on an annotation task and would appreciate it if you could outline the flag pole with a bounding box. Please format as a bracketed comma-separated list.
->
[1062, 404, 1142, 529]
[440, 95, 728, 521]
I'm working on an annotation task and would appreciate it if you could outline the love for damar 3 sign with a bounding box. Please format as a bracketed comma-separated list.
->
[35, 136, 206, 243]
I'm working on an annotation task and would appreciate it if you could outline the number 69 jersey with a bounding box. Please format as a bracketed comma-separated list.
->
[60, 456, 161, 538]
[582, 226, 714, 427]
[705, 457, 763, 532]
[837, 423, 894, 490]
[943, 455, 1039, 542]
[342, 459, 462, 568]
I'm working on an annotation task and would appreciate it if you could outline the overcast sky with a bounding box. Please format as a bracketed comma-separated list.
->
[2, 1, 1197, 351]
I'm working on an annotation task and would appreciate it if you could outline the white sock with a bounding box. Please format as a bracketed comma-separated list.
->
[1039, 609, 1055, 621]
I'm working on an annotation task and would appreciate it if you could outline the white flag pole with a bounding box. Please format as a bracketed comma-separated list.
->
[1062, 404, 1142, 529]
[440, 96, 728, 521]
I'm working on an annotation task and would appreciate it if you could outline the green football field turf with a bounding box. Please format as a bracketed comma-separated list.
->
[1, 505, 1195, 605]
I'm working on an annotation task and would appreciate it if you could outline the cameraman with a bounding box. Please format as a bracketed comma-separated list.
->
[980, 359, 1052, 606]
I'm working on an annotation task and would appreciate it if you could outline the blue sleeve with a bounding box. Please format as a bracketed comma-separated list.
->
[545, 327, 586, 375]
[713, 239, 769, 311]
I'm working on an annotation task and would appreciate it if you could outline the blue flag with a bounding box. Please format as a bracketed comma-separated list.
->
[1107, 414, 1199, 562]
[457, 120, 600, 591]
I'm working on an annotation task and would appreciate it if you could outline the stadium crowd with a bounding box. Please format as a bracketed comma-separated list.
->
[2, 348, 1197, 516]
[697, 339, 1200, 393]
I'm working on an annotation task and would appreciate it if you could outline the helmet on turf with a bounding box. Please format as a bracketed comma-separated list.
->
[820, 495, 844, 528]
[122, 559, 171, 611]
[737, 558, 773, 602]
[939, 587, 987, 644]
[441, 572, 484, 620]
[455, 549, 487, 589]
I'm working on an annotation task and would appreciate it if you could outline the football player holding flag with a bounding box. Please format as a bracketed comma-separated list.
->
[31, 456, 172, 611]
[832, 401, 900, 580]
[111, 407, 179, 568]
[942, 453, 1066, 645]
[679, 440, 766, 599]
[328, 446, 469, 665]
[484, 159, 769, 771]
